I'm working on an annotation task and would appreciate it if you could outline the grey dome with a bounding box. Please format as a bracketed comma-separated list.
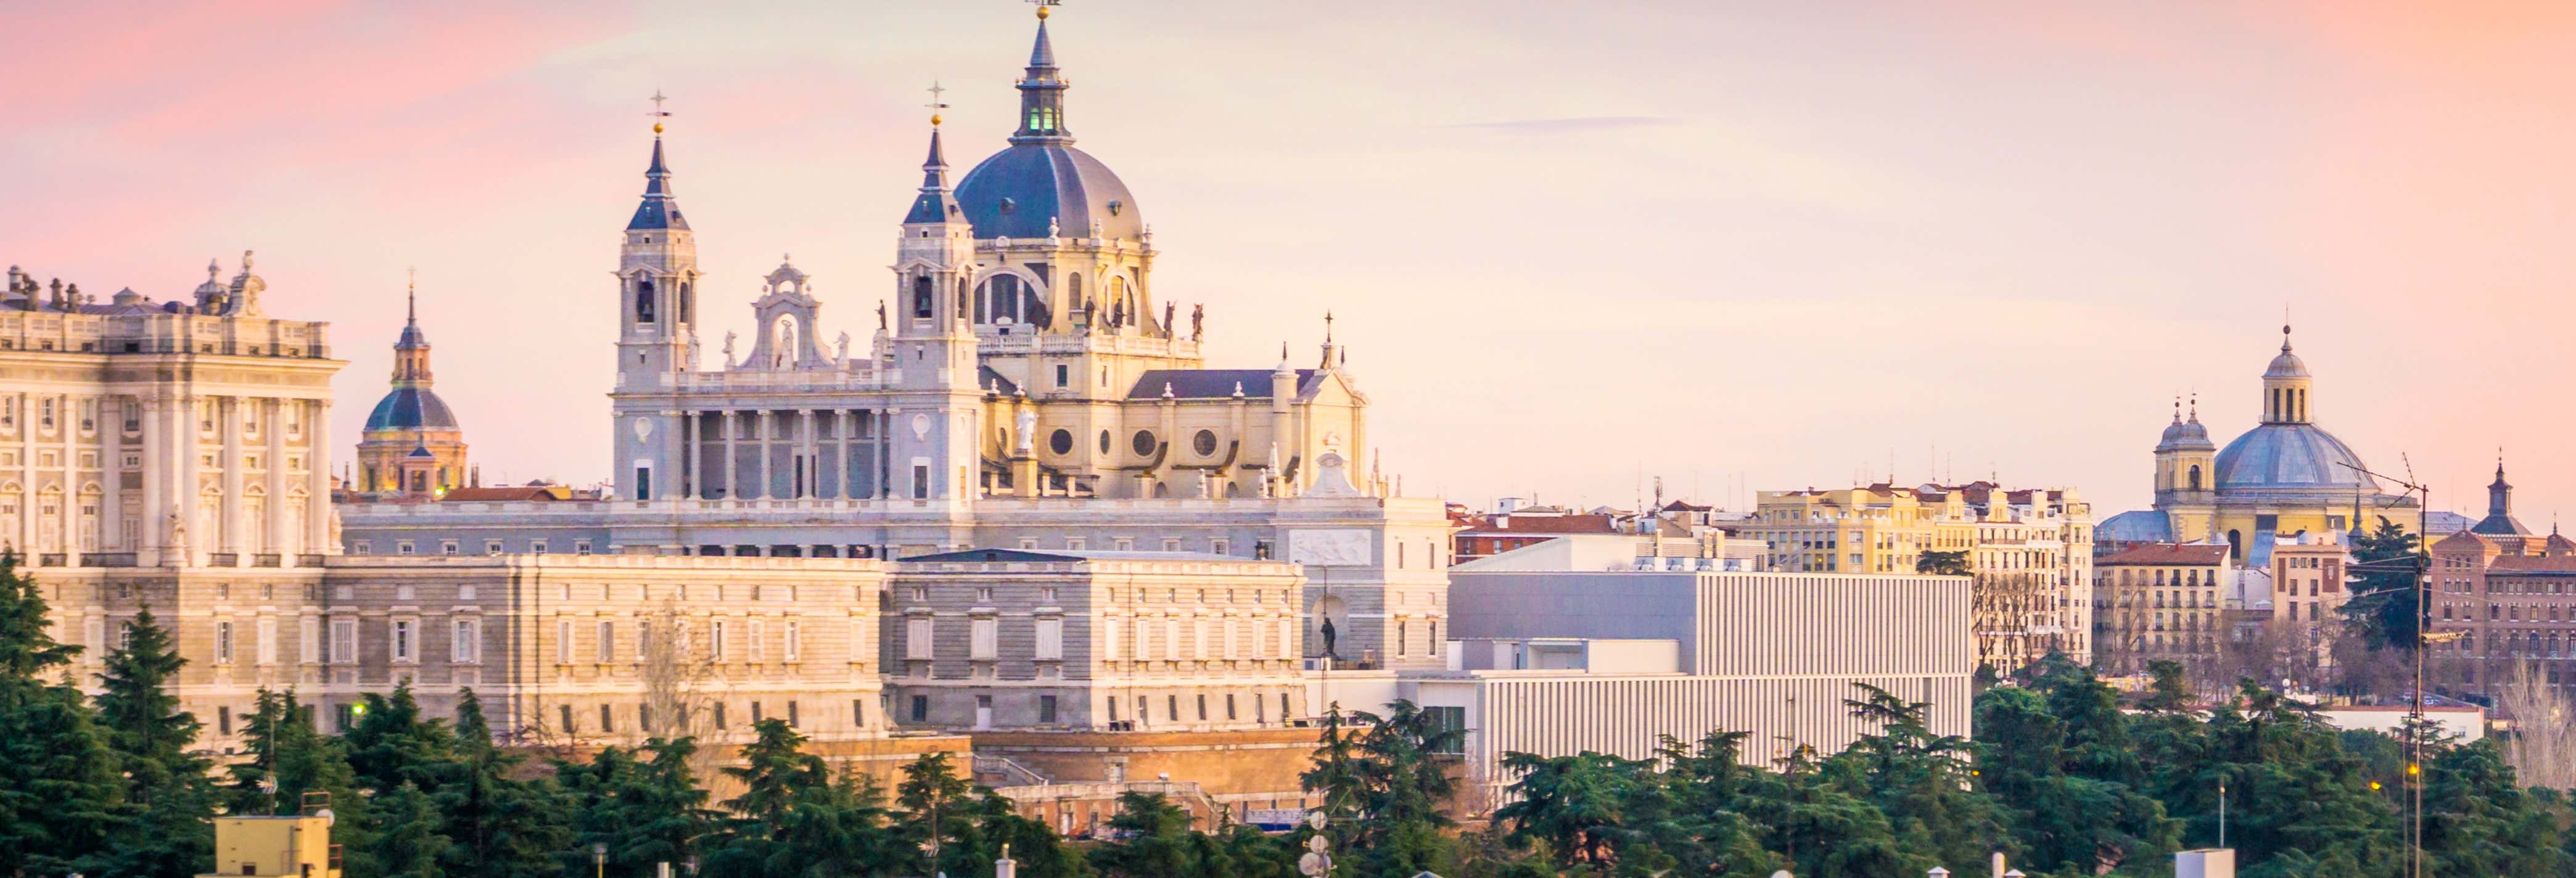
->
[2212, 422, 2373, 493]
[2157, 419, 2213, 452]
[364, 387, 459, 432]
[2265, 349, 2310, 379]
[953, 143, 1143, 242]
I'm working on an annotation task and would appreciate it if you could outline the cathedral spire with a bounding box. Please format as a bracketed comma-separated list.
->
[907, 84, 966, 226]
[628, 92, 689, 231]
[1011, 2, 1074, 146]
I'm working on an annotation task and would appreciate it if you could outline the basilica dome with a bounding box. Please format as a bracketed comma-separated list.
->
[365, 387, 458, 432]
[2211, 422, 2374, 493]
[954, 144, 1144, 242]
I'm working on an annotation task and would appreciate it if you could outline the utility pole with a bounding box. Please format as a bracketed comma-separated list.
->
[2336, 459, 2429, 878]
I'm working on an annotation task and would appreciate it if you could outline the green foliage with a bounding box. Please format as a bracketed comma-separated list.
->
[0, 554, 121, 874]
[1916, 550, 1972, 575]
[2337, 516, 2426, 652]
[88, 607, 217, 878]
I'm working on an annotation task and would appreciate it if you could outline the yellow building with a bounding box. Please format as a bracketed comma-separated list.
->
[199, 814, 340, 878]
[1744, 482, 2094, 670]
[2102, 327, 2419, 568]
[2092, 542, 2228, 676]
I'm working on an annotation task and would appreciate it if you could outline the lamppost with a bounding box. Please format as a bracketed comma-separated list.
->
[593, 843, 607, 878]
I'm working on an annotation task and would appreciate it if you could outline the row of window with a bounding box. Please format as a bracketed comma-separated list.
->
[556, 617, 818, 665]
[2443, 603, 2576, 622]
[204, 616, 482, 665]
[353, 537, 590, 556]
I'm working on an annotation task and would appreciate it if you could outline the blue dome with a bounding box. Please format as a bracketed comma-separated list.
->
[953, 143, 1144, 242]
[365, 387, 459, 432]
[2212, 423, 2373, 493]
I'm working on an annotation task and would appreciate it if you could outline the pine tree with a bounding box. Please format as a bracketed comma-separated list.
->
[896, 750, 979, 877]
[434, 690, 569, 878]
[88, 607, 218, 878]
[0, 552, 121, 874]
[369, 781, 455, 878]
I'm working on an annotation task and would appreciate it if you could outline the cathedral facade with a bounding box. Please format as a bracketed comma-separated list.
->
[2101, 328, 2421, 567]
[338, 9, 1451, 682]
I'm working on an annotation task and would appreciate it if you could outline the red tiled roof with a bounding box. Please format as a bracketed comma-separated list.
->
[2097, 543, 2229, 566]
[2489, 556, 2576, 573]
[1461, 514, 1618, 535]
[440, 485, 574, 502]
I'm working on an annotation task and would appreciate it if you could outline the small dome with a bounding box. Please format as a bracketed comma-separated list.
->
[2265, 348, 2310, 379]
[2157, 419, 2213, 452]
[953, 143, 1143, 242]
[2213, 422, 2374, 493]
[364, 387, 459, 432]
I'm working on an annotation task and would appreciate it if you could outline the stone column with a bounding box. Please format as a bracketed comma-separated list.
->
[754, 410, 771, 499]
[304, 399, 331, 552]
[264, 398, 287, 554]
[97, 396, 120, 551]
[797, 409, 815, 498]
[722, 411, 738, 500]
[220, 396, 244, 560]
[138, 395, 162, 562]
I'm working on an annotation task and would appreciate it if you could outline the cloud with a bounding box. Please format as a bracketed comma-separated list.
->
[1442, 115, 1679, 134]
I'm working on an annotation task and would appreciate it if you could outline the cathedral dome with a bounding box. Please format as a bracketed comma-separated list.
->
[953, 143, 1143, 242]
[364, 387, 459, 432]
[2212, 422, 2374, 494]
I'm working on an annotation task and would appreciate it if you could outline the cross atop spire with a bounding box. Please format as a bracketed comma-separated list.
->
[649, 89, 670, 133]
[926, 81, 949, 125]
[406, 266, 418, 326]
[628, 91, 689, 231]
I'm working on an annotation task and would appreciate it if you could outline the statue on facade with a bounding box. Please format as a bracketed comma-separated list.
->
[1014, 408, 1037, 455]
[1190, 304, 1204, 341]
[1319, 618, 1338, 658]
[686, 335, 701, 369]
[1109, 297, 1125, 329]
[722, 331, 737, 367]
[835, 331, 851, 364]
[876, 300, 888, 330]
[1162, 302, 1175, 337]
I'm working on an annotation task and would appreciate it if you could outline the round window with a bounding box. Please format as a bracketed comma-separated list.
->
[1098, 430, 1112, 454]
[1193, 429, 1219, 456]
[1048, 429, 1073, 456]
[1132, 430, 1158, 456]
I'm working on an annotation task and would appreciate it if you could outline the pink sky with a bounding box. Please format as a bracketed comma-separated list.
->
[6, 1, 2571, 521]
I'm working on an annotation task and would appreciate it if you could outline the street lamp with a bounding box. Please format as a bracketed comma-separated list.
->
[592, 843, 607, 878]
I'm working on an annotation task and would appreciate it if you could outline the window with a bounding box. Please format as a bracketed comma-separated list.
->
[1049, 429, 1073, 455]
[596, 621, 614, 663]
[1168, 694, 1180, 723]
[219, 705, 234, 736]
[214, 622, 234, 664]
[397, 540, 415, 556]
[1280, 692, 1291, 720]
[257, 618, 278, 665]
[971, 617, 998, 660]
[751, 702, 764, 723]
[1225, 694, 1238, 720]
[636, 278, 656, 322]
[599, 704, 614, 733]
[1423, 706, 1467, 754]
[453, 619, 480, 663]
[910, 695, 929, 723]
[441, 540, 459, 556]
[1035, 617, 1064, 660]
[1039, 695, 1059, 724]
[329, 618, 357, 665]
[559, 704, 575, 734]
[639, 705, 654, 732]
[784, 622, 800, 661]
[1195, 694, 1208, 721]
[485, 540, 504, 556]
[786, 700, 801, 728]
[1132, 430, 1157, 456]
[1193, 430, 1218, 456]
[531, 540, 549, 555]
[714, 702, 728, 729]
[852, 699, 867, 727]
[1055, 364, 1069, 388]
[575, 540, 593, 556]
[749, 619, 766, 661]
[712, 620, 728, 658]
[906, 618, 933, 660]
[635, 466, 652, 501]
[392, 619, 416, 663]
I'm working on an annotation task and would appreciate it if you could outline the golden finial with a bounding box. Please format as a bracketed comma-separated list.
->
[1031, 0, 1058, 19]
[649, 89, 670, 134]
[927, 81, 949, 126]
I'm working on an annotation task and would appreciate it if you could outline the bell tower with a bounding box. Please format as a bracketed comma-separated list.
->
[882, 99, 984, 507]
[612, 94, 699, 502]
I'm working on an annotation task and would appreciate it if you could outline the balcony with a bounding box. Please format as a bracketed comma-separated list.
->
[79, 552, 136, 568]
[253, 554, 282, 567]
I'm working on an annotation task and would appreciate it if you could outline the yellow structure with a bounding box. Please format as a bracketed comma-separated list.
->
[1743, 482, 2094, 670]
[2091, 542, 2228, 675]
[198, 815, 340, 878]
[2104, 327, 2419, 567]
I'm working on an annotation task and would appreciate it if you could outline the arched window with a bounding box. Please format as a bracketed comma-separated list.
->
[2187, 464, 2202, 490]
[636, 278, 656, 323]
[1067, 273, 1084, 311]
[677, 281, 691, 323]
[911, 276, 933, 319]
[2227, 530, 2242, 560]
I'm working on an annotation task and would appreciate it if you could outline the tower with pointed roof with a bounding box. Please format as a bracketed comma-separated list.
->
[357, 276, 467, 497]
[611, 110, 701, 501]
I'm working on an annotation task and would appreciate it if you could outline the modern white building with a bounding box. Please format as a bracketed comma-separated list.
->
[1311, 568, 1974, 800]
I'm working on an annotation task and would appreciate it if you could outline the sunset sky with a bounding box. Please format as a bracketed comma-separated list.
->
[7, 1, 2574, 520]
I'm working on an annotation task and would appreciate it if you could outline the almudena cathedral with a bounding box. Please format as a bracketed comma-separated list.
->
[17, 6, 1973, 821]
